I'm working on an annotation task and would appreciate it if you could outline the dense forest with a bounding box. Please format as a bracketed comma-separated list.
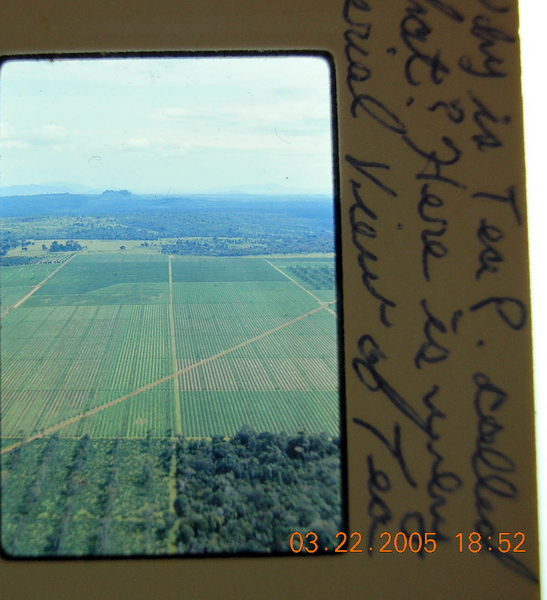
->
[171, 429, 342, 554]
[1, 192, 335, 258]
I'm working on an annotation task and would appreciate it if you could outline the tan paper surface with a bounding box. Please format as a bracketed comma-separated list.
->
[0, 0, 539, 598]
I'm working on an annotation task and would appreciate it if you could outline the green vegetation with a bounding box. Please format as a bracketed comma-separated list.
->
[48, 240, 83, 252]
[32, 258, 169, 295]
[2, 435, 170, 556]
[1, 256, 339, 440]
[1, 223, 342, 556]
[0, 262, 61, 310]
[1, 193, 334, 257]
[0, 254, 74, 267]
[286, 264, 335, 290]
[1, 430, 341, 556]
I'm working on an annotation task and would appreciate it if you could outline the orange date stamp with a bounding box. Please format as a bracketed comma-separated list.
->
[289, 531, 527, 554]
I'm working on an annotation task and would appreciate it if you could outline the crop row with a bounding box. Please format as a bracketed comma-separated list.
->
[3, 365, 339, 439]
[1, 390, 56, 437]
[2, 381, 176, 440]
[2, 315, 87, 340]
[2, 358, 76, 391]
[116, 335, 171, 363]
[0, 286, 34, 311]
[121, 304, 171, 340]
[0, 263, 59, 287]
[1, 389, 97, 438]
[32, 261, 169, 296]
[2, 306, 172, 374]
[103, 357, 172, 391]
[28, 283, 171, 308]
[0, 253, 76, 267]
[1, 331, 58, 361]
[285, 264, 335, 291]
[178, 391, 340, 437]
[2, 335, 118, 386]
[0, 356, 174, 439]
[172, 282, 313, 307]
[171, 260, 286, 282]
[173, 300, 319, 329]
[173, 326, 338, 363]
[60, 386, 175, 438]
[229, 330, 339, 360]
[175, 331, 245, 361]
[176, 356, 338, 393]
[176, 312, 328, 341]
[34, 254, 76, 264]
[1, 387, 96, 438]
[2, 323, 127, 364]
[177, 358, 273, 392]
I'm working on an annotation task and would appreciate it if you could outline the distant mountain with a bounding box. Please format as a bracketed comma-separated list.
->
[1, 182, 101, 196]
[44, 182, 101, 194]
[1, 182, 331, 197]
[101, 189, 134, 197]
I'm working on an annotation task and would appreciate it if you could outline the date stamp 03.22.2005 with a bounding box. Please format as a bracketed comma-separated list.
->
[289, 531, 527, 555]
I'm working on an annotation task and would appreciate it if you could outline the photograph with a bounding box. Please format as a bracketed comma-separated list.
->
[0, 54, 345, 558]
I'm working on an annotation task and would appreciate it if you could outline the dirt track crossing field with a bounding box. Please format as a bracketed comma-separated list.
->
[1, 254, 341, 453]
[0, 252, 343, 558]
[1, 301, 334, 455]
[0, 253, 79, 319]
[262, 258, 337, 317]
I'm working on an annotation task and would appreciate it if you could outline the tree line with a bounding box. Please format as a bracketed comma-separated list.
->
[2, 427, 342, 557]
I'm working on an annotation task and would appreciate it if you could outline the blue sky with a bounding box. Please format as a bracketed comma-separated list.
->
[0, 55, 333, 194]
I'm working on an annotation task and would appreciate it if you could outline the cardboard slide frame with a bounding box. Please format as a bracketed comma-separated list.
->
[0, 0, 540, 598]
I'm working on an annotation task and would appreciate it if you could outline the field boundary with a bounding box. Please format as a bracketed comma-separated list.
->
[168, 256, 183, 436]
[0, 252, 79, 319]
[0, 302, 335, 454]
[262, 259, 337, 317]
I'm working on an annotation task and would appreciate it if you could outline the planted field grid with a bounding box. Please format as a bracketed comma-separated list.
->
[268, 258, 337, 306]
[1, 252, 342, 557]
[25, 260, 170, 308]
[171, 257, 286, 282]
[0, 263, 60, 311]
[177, 391, 339, 437]
[26, 283, 171, 307]
[1, 253, 341, 441]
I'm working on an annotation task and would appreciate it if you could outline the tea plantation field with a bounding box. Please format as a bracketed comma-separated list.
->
[0, 252, 342, 556]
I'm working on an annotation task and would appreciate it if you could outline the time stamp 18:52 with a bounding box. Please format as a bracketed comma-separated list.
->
[289, 531, 527, 554]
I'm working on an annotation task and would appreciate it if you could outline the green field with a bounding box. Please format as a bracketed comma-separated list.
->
[1, 254, 339, 439]
[0, 262, 64, 312]
[0, 252, 342, 556]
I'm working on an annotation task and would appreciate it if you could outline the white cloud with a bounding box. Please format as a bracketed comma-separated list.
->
[0, 120, 16, 139]
[29, 124, 68, 145]
[0, 56, 333, 192]
[0, 139, 29, 149]
[123, 137, 150, 151]
[0, 121, 29, 149]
